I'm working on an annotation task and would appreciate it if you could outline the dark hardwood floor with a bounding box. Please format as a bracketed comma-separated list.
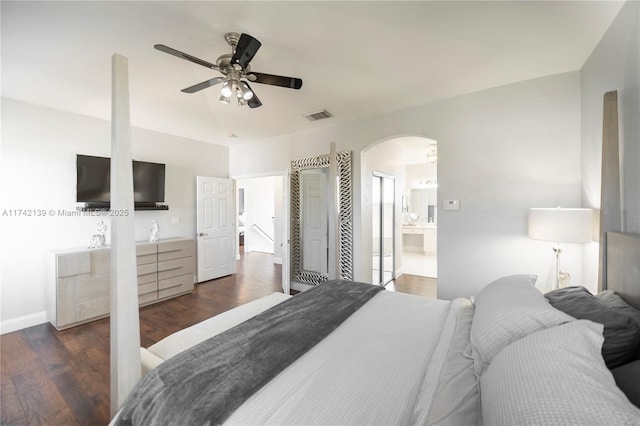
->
[388, 274, 437, 299]
[1, 250, 436, 425]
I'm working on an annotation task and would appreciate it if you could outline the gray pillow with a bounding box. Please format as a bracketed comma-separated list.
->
[611, 360, 640, 409]
[545, 286, 640, 368]
[597, 290, 640, 328]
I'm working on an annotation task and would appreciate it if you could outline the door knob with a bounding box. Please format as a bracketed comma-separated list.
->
[198, 232, 208, 237]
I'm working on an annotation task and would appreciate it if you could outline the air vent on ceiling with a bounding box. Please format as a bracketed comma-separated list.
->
[304, 109, 332, 122]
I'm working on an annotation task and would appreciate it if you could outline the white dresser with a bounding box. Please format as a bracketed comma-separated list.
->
[47, 238, 195, 330]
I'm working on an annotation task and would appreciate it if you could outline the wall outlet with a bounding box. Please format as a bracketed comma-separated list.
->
[444, 200, 460, 211]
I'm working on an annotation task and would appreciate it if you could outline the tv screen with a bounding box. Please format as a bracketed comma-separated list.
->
[76, 155, 166, 205]
[76, 155, 110, 203]
[133, 160, 165, 203]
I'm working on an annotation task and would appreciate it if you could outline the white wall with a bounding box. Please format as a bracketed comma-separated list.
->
[231, 72, 584, 299]
[1, 98, 229, 332]
[580, 0, 640, 287]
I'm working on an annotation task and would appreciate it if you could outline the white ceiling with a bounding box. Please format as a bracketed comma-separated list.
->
[1, 1, 624, 146]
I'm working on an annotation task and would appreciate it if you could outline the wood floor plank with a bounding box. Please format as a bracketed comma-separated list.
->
[1, 354, 28, 425]
[10, 358, 81, 425]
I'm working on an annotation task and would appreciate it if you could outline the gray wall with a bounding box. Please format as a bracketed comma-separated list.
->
[231, 71, 584, 299]
[1, 98, 229, 331]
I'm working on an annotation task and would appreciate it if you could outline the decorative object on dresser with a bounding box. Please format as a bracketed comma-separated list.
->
[149, 219, 159, 242]
[528, 207, 593, 289]
[47, 238, 195, 330]
[88, 220, 108, 248]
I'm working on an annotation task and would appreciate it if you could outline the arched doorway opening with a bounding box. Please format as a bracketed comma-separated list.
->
[362, 135, 438, 297]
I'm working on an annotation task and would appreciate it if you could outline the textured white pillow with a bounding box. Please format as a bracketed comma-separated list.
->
[481, 320, 640, 425]
[470, 275, 573, 372]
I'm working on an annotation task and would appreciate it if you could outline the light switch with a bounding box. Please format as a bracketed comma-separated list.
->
[444, 200, 460, 211]
[171, 216, 180, 225]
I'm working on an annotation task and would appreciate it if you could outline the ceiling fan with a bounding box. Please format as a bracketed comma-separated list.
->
[154, 32, 303, 108]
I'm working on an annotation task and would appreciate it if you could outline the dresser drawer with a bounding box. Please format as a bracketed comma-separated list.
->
[158, 274, 194, 300]
[57, 274, 110, 327]
[57, 252, 91, 278]
[139, 291, 158, 305]
[90, 250, 111, 276]
[77, 297, 110, 322]
[137, 243, 157, 265]
[158, 239, 195, 262]
[158, 257, 195, 280]
[137, 262, 157, 277]
[138, 281, 157, 296]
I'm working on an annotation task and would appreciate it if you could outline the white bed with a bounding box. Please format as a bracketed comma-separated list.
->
[112, 232, 640, 425]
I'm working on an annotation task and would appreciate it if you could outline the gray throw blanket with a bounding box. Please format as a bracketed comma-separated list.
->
[115, 280, 383, 426]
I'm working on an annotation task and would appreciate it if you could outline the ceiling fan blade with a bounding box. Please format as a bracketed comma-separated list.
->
[232, 33, 261, 69]
[244, 82, 262, 108]
[154, 44, 218, 70]
[181, 77, 226, 93]
[249, 72, 302, 89]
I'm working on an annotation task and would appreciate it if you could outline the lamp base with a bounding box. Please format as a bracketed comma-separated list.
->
[549, 243, 571, 290]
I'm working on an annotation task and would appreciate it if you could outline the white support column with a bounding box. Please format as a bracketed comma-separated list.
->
[328, 142, 338, 280]
[110, 53, 141, 416]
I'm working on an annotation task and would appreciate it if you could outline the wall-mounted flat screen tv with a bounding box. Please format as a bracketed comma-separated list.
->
[76, 154, 166, 207]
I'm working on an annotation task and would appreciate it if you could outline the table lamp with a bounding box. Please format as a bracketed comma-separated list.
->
[528, 207, 593, 290]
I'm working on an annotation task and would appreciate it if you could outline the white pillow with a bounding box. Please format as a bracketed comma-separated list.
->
[481, 320, 640, 425]
[470, 275, 573, 372]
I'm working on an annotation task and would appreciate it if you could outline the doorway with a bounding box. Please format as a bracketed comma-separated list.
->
[234, 174, 287, 293]
[362, 136, 437, 286]
[235, 176, 282, 261]
[401, 141, 437, 278]
[372, 172, 395, 285]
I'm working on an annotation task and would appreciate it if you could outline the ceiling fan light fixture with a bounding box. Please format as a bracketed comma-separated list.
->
[220, 80, 233, 97]
[240, 82, 254, 100]
[155, 32, 302, 109]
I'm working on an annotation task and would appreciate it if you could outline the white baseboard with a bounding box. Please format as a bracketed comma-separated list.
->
[1, 311, 48, 335]
[273, 257, 283, 265]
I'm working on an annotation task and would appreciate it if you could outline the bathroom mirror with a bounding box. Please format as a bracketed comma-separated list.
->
[290, 151, 353, 286]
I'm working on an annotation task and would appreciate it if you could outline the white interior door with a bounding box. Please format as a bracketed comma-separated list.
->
[302, 170, 328, 274]
[196, 176, 236, 282]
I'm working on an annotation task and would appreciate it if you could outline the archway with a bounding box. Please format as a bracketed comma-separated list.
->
[361, 135, 438, 295]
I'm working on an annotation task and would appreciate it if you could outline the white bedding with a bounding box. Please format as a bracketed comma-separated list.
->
[225, 291, 477, 425]
[113, 276, 640, 425]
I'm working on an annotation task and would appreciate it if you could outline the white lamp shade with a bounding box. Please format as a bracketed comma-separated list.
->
[528, 208, 593, 243]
